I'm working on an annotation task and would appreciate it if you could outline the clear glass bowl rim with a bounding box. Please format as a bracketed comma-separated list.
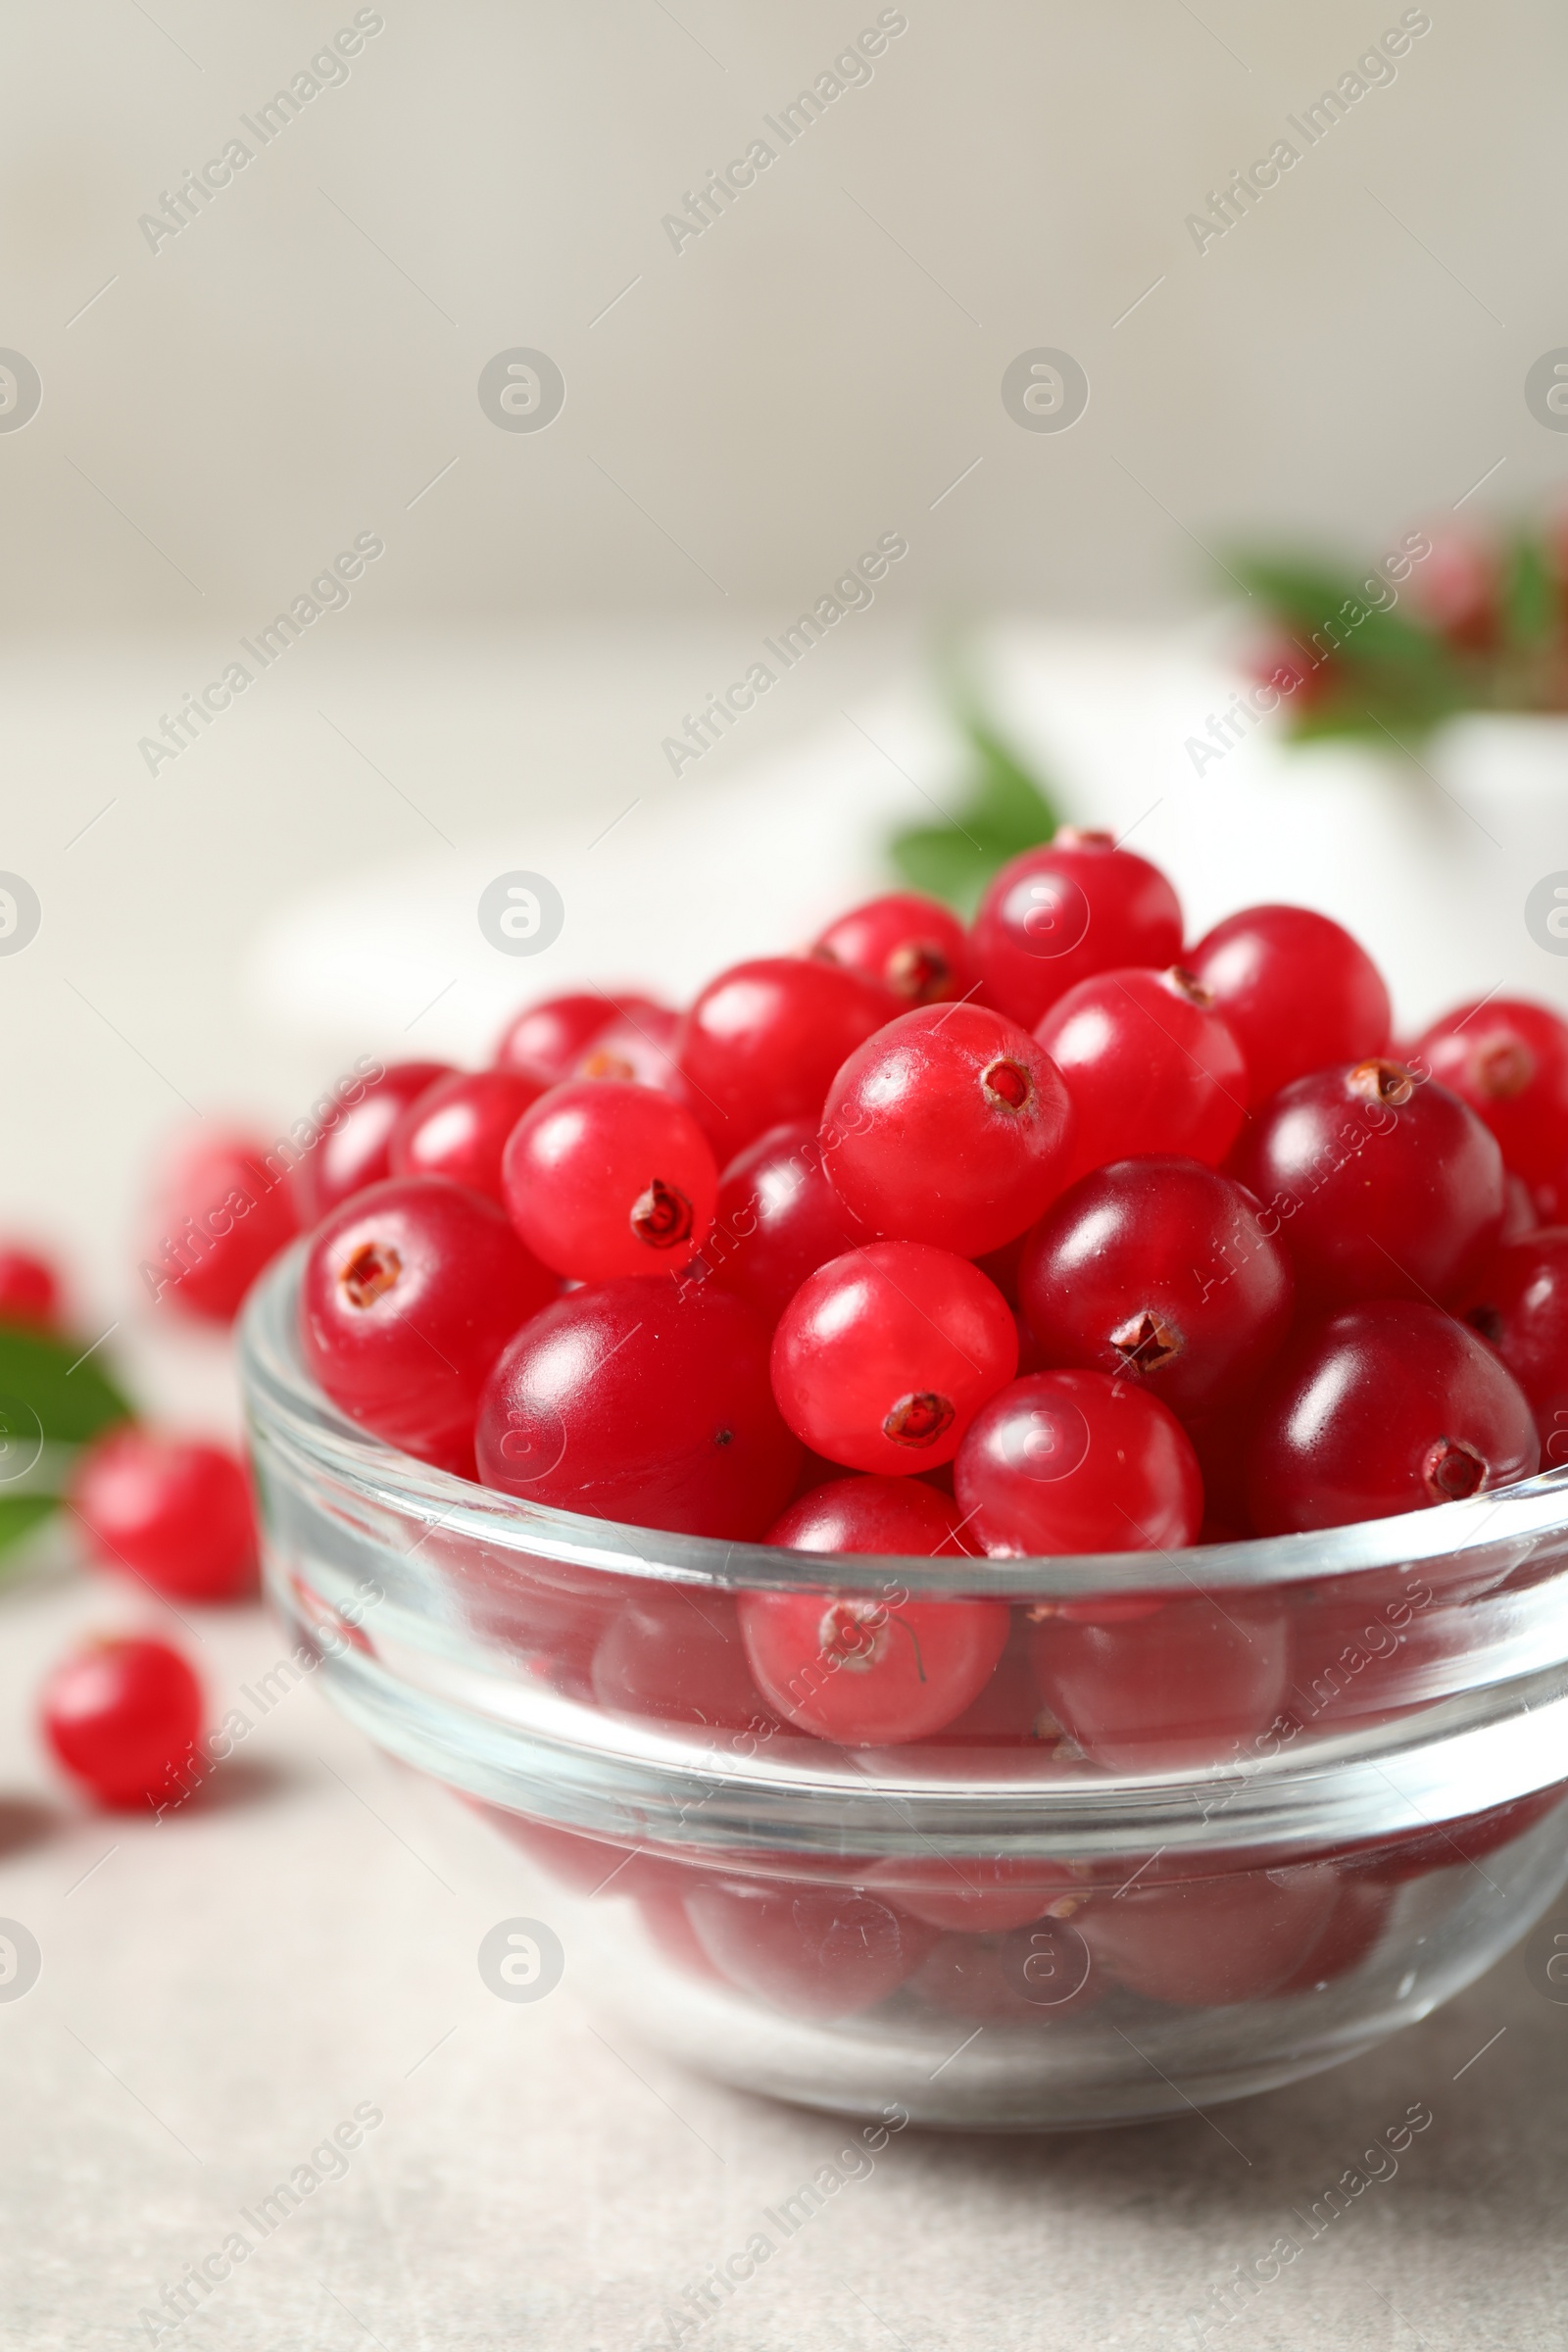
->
[239, 1245, 1568, 1600]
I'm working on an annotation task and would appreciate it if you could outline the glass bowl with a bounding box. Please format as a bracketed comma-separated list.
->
[240, 1247, 1568, 2131]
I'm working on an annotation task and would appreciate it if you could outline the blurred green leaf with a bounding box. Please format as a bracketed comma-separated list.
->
[0, 1495, 57, 1563]
[0, 1322, 132, 1448]
[888, 709, 1061, 913]
[1501, 533, 1557, 649]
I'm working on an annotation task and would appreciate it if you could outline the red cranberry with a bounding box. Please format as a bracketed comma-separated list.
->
[970, 831, 1183, 1030]
[145, 1129, 298, 1322]
[738, 1586, 1009, 1746]
[1409, 528, 1496, 650]
[292, 1062, 453, 1228]
[493, 992, 666, 1081]
[300, 1176, 554, 1471]
[675, 956, 894, 1157]
[1036, 967, 1248, 1182]
[570, 1004, 688, 1098]
[738, 1476, 1002, 1746]
[1078, 1865, 1341, 2006]
[71, 1430, 257, 1603]
[770, 1243, 1016, 1474]
[1187, 904, 1392, 1105]
[1229, 1060, 1504, 1308]
[866, 1856, 1079, 1935]
[475, 1277, 800, 1538]
[1018, 1158, 1295, 1420]
[1414, 998, 1568, 1194]
[702, 1121, 865, 1325]
[1273, 1875, 1394, 1993]
[1501, 1172, 1538, 1244]
[501, 1079, 717, 1282]
[1248, 1299, 1539, 1535]
[1027, 1588, 1290, 1770]
[955, 1369, 1203, 1555]
[812, 891, 976, 1005]
[681, 1876, 934, 2018]
[819, 1004, 1075, 1257]
[388, 1068, 547, 1205]
[1360, 1785, 1568, 1885]
[764, 1471, 976, 1557]
[0, 1245, 62, 1330]
[590, 1589, 774, 1733]
[910, 1920, 1101, 2024]
[41, 1636, 203, 1810]
[1456, 1228, 1568, 1465]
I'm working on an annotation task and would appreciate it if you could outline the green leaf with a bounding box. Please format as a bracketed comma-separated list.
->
[0, 1322, 132, 1449]
[887, 706, 1062, 913]
[0, 1494, 57, 1563]
[1500, 533, 1558, 649]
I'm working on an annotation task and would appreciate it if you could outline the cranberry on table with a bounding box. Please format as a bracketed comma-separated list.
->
[675, 956, 895, 1157]
[388, 1067, 547, 1205]
[811, 890, 976, 1006]
[590, 1588, 774, 1734]
[1414, 997, 1568, 1196]
[475, 1276, 801, 1538]
[770, 1242, 1017, 1474]
[300, 1176, 555, 1472]
[501, 1079, 717, 1282]
[1018, 1158, 1295, 1421]
[1027, 1587, 1290, 1770]
[1248, 1298, 1539, 1536]
[681, 1875, 935, 2018]
[493, 992, 666, 1081]
[0, 1246, 62, 1330]
[71, 1430, 257, 1603]
[955, 1369, 1203, 1555]
[1187, 904, 1392, 1105]
[820, 1004, 1075, 1257]
[145, 1129, 299, 1321]
[1229, 1059, 1504, 1308]
[970, 830, 1184, 1030]
[41, 1637, 203, 1810]
[292, 1062, 453, 1228]
[703, 1121, 865, 1324]
[1456, 1228, 1568, 1465]
[1036, 967, 1248, 1183]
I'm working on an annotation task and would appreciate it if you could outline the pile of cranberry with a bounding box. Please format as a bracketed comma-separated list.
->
[280, 829, 1568, 1753]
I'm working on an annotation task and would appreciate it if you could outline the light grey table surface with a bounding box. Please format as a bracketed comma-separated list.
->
[3, 628, 1567, 2352]
[3, 1547, 1566, 2352]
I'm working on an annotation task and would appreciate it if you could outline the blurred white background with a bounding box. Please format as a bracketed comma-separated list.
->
[6, 0, 1568, 1365]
